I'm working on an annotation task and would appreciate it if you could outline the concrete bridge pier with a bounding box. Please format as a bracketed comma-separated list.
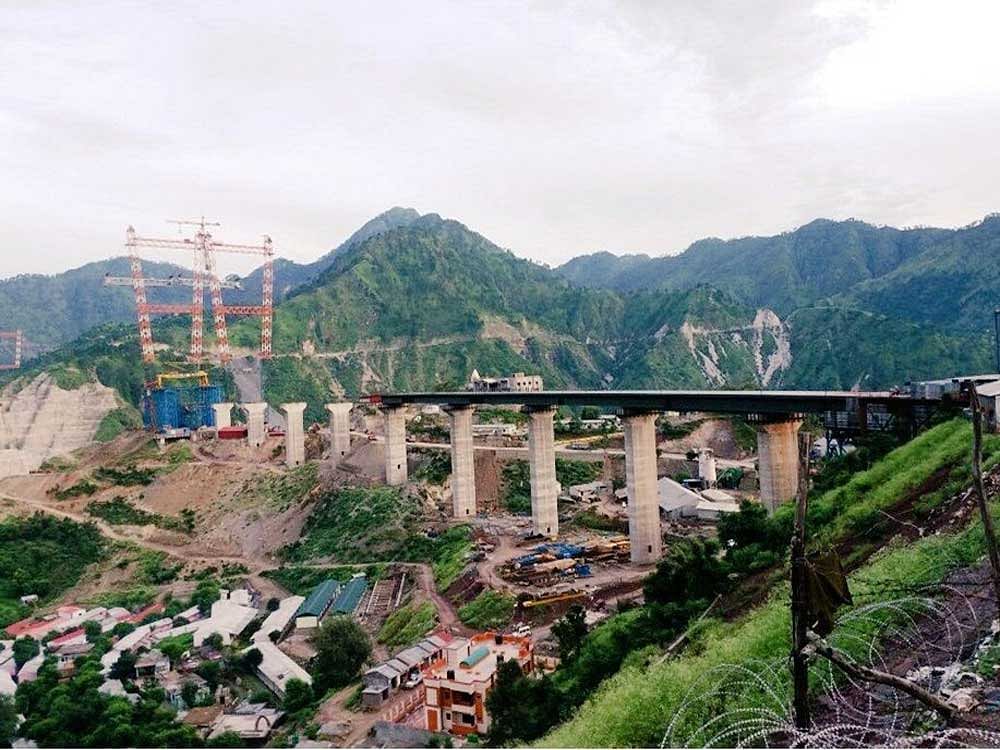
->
[212, 402, 234, 429]
[525, 405, 559, 539]
[325, 402, 353, 460]
[755, 417, 803, 513]
[282, 402, 307, 468]
[698, 447, 717, 487]
[445, 404, 476, 518]
[243, 402, 268, 448]
[383, 405, 408, 486]
[623, 410, 662, 565]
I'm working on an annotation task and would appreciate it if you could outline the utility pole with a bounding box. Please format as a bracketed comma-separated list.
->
[993, 308, 1000, 373]
[790, 430, 812, 730]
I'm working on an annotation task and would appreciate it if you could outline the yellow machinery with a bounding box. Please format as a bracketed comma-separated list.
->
[155, 371, 210, 389]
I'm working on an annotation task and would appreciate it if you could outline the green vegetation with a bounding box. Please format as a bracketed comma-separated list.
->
[15, 650, 201, 746]
[458, 591, 515, 630]
[48, 364, 93, 390]
[262, 565, 385, 595]
[503, 459, 602, 515]
[0, 514, 105, 626]
[86, 497, 194, 533]
[311, 616, 372, 692]
[414, 451, 451, 485]
[50, 479, 100, 500]
[281, 486, 473, 587]
[93, 465, 157, 486]
[377, 601, 437, 648]
[233, 463, 318, 512]
[135, 551, 182, 585]
[476, 407, 527, 425]
[94, 406, 143, 442]
[572, 510, 625, 533]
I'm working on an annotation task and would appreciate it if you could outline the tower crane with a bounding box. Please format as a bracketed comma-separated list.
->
[121, 219, 275, 364]
[0, 330, 23, 371]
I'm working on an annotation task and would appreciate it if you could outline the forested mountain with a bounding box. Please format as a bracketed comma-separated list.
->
[0, 207, 421, 353]
[2, 211, 993, 409]
[223, 214, 990, 406]
[555, 215, 1000, 332]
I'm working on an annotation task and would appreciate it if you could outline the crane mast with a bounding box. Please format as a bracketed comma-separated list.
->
[119, 219, 275, 364]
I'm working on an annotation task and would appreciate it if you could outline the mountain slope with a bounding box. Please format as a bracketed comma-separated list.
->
[3, 212, 991, 413]
[557, 219, 980, 325]
[0, 207, 422, 355]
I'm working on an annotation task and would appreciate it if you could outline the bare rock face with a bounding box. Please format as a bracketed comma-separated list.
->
[0, 372, 119, 478]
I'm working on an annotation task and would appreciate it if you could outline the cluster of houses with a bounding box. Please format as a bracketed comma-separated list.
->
[2, 586, 318, 743]
[362, 630, 535, 738]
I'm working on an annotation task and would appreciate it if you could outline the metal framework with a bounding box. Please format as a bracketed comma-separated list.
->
[119, 219, 275, 364]
[0, 330, 22, 370]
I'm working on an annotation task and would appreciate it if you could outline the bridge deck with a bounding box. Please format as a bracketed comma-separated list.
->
[373, 389, 937, 416]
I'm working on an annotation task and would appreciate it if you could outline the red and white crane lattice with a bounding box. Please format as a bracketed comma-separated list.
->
[118, 219, 274, 364]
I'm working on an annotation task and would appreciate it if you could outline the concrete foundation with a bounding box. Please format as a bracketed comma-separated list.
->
[446, 405, 476, 518]
[243, 402, 268, 448]
[623, 411, 662, 565]
[698, 447, 717, 486]
[526, 406, 558, 538]
[384, 406, 408, 486]
[756, 419, 803, 512]
[325, 402, 353, 460]
[212, 402, 234, 429]
[281, 402, 307, 468]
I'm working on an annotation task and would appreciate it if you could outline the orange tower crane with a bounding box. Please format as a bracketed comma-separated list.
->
[120, 220, 275, 364]
[0, 330, 23, 370]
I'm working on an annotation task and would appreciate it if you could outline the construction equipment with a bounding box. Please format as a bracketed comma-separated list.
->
[155, 371, 210, 389]
[0, 330, 22, 370]
[121, 218, 275, 364]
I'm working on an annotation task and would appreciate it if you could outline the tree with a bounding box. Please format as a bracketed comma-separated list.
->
[180, 681, 201, 710]
[206, 731, 245, 747]
[111, 622, 135, 639]
[0, 695, 17, 748]
[109, 650, 137, 681]
[283, 678, 314, 712]
[551, 605, 588, 663]
[196, 660, 221, 690]
[580, 406, 601, 421]
[241, 648, 263, 673]
[12, 637, 39, 669]
[485, 660, 558, 745]
[311, 616, 371, 691]
[643, 538, 728, 606]
[266, 597, 280, 612]
[83, 620, 103, 642]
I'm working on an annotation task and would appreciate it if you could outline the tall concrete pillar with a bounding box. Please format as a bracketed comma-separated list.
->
[698, 447, 717, 487]
[212, 402, 234, 429]
[756, 418, 803, 513]
[281, 403, 307, 468]
[325, 403, 353, 460]
[243, 403, 267, 448]
[623, 411, 662, 565]
[445, 405, 476, 518]
[383, 406, 408, 486]
[525, 406, 558, 538]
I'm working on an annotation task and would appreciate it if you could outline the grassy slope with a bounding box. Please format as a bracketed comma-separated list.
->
[543, 419, 1000, 746]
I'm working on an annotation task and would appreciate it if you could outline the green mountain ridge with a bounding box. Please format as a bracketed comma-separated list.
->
[1, 211, 991, 411]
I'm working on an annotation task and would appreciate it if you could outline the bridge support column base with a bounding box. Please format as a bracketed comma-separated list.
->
[281, 402, 307, 468]
[756, 418, 803, 513]
[212, 402, 234, 429]
[446, 405, 476, 518]
[384, 406, 408, 486]
[243, 402, 267, 448]
[526, 406, 558, 539]
[624, 411, 662, 565]
[325, 402, 353, 461]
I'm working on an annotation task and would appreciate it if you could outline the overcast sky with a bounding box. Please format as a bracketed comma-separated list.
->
[2, 0, 999, 278]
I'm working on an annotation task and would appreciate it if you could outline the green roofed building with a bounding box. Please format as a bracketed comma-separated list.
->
[333, 575, 368, 615]
[294, 579, 342, 630]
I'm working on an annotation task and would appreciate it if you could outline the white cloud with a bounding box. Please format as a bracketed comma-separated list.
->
[0, 0, 997, 277]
